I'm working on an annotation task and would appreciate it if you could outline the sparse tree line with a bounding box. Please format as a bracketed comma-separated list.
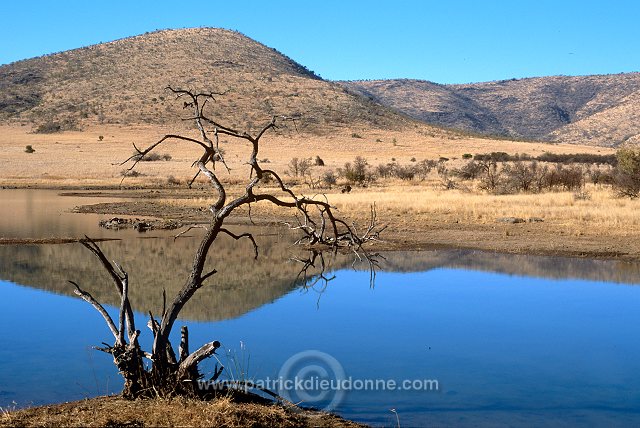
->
[290, 149, 640, 198]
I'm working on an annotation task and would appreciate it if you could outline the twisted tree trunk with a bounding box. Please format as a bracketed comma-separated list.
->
[70, 87, 383, 399]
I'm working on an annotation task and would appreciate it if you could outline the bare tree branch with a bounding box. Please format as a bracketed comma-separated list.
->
[219, 228, 259, 259]
[73, 86, 384, 400]
[69, 281, 119, 341]
[177, 340, 221, 380]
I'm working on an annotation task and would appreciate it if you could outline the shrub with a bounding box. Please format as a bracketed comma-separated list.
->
[415, 160, 437, 180]
[452, 161, 483, 181]
[351, 132, 362, 139]
[314, 155, 325, 166]
[537, 152, 617, 166]
[133, 152, 172, 162]
[613, 148, 640, 198]
[478, 160, 500, 191]
[261, 171, 274, 184]
[320, 170, 337, 188]
[34, 121, 62, 134]
[339, 156, 371, 185]
[98, 135, 104, 141]
[545, 164, 584, 191]
[474, 151, 617, 166]
[167, 175, 180, 185]
[474, 152, 510, 162]
[501, 161, 538, 192]
[375, 163, 395, 179]
[287, 157, 313, 177]
[462, 153, 473, 159]
[24, 145, 35, 153]
[394, 164, 416, 181]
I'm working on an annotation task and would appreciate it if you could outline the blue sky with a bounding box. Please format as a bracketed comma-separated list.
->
[0, 0, 638, 84]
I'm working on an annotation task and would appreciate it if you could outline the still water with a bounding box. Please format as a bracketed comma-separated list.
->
[1, 190, 639, 427]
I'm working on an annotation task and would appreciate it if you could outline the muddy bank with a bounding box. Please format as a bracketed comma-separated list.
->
[71, 195, 640, 262]
[0, 237, 118, 245]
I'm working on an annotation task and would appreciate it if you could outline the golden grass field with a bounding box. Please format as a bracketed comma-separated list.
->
[1, 124, 638, 259]
[0, 124, 612, 185]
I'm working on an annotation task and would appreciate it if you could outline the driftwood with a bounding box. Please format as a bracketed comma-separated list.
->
[71, 87, 383, 399]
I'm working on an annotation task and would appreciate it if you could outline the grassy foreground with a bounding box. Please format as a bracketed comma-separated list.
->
[0, 396, 366, 428]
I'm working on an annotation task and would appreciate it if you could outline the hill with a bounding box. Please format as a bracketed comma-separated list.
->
[343, 74, 640, 146]
[0, 28, 420, 135]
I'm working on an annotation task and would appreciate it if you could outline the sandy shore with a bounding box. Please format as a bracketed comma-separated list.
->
[48, 185, 640, 262]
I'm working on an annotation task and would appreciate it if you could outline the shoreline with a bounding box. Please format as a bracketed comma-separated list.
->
[2, 184, 639, 262]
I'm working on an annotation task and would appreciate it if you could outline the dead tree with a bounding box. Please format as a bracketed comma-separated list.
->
[70, 87, 383, 399]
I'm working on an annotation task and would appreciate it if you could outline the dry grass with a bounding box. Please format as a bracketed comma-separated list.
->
[1, 124, 636, 259]
[326, 183, 640, 233]
[0, 124, 613, 188]
[0, 396, 365, 428]
[128, 177, 640, 259]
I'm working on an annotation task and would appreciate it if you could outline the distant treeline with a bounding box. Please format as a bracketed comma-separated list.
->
[473, 152, 618, 166]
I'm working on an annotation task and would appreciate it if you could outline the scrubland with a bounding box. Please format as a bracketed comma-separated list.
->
[1, 124, 638, 259]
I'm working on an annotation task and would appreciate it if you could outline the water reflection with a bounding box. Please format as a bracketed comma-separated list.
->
[2, 189, 640, 426]
[2, 240, 640, 322]
[1, 189, 640, 324]
[0, 232, 332, 321]
[0, 189, 125, 239]
[2, 267, 639, 426]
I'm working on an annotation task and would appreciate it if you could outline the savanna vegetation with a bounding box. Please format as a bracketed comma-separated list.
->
[287, 148, 638, 200]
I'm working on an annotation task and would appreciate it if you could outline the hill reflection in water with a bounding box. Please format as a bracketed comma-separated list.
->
[1, 233, 639, 322]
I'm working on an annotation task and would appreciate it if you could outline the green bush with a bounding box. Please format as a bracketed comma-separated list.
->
[613, 148, 640, 198]
[320, 170, 337, 187]
[339, 156, 371, 185]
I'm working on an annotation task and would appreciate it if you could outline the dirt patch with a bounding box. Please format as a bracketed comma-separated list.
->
[98, 216, 183, 231]
[0, 237, 119, 245]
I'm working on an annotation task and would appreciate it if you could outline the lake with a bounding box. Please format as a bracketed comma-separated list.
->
[1, 189, 639, 427]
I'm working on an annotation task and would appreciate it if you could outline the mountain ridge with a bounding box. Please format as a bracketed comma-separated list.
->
[343, 73, 640, 146]
[1, 27, 638, 147]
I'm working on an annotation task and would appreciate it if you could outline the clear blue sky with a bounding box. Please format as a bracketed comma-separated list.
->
[1, 0, 638, 84]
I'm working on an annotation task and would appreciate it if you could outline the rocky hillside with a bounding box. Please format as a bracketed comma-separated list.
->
[3, 27, 637, 147]
[344, 74, 640, 146]
[0, 28, 417, 135]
